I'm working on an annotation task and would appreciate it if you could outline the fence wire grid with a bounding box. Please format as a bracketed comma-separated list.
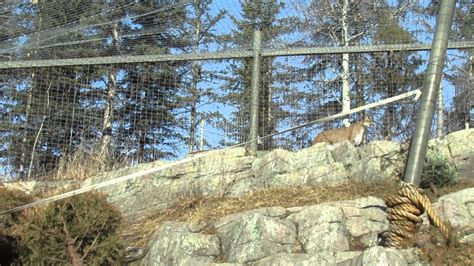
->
[0, 0, 473, 180]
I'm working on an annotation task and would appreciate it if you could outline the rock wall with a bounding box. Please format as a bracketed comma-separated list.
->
[82, 129, 473, 220]
[140, 188, 474, 265]
[2, 129, 472, 265]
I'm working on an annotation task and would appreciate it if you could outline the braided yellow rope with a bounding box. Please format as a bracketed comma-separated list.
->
[384, 182, 450, 248]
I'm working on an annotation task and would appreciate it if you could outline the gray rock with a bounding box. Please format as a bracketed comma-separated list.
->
[251, 248, 421, 266]
[78, 130, 471, 221]
[335, 251, 364, 266]
[306, 252, 339, 265]
[83, 148, 254, 218]
[362, 246, 408, 266]
[432, 188, 474, 229]
[287, 204, 349, 253]
[429, 129, 474, 180]
[293, 143, 336, 166]
[331, 141, 360, 168]
[341, 197, 388, 236]
[213, 207, 288, 229]
[142, 222, 221, 265]
[252, 252, 339, 266]
[399, 248, 428, 266]
[228, 175, 260, 197]
[351, 141, 404, 181]
[216, 213, 300, 263]
[446, 129, 474, 180]
[287, 197, 387, 253]
[253, 146, 347, 188]
[445, 128, 474, 160]
[251, 253, 311, 266]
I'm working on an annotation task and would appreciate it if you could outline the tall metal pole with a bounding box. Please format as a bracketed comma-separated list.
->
[248, 30, 262, 156]
[403, 0, 455, 185]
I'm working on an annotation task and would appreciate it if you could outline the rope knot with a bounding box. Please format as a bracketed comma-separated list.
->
[384, 182, 449, 248]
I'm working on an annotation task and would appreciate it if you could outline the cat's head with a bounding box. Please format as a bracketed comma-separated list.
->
[362, 117, 373, 127]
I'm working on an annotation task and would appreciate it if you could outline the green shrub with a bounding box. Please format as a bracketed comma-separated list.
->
[420, 147, 457, 189]
[0, 187, 33, 265]
[0, 187, 33, 235]
[18, 192, 123, 265]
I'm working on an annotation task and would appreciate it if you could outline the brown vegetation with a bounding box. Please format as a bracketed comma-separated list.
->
[121, 178, 474, 264]
[124, 180, 399, 247]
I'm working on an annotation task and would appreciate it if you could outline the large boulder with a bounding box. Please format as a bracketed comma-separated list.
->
[428, 188, 474, 244]
[216, 213, 300, 263]
[138, 196, 427, 265]
[252, 144, 348, 189]
[82, 148, 254, 219]
[141, 222, 221, 265]
[350, 141, 404, 181]
[361, 246, 409, 266]
[429, 129, 474, 180]
[287, 196, 388, 253]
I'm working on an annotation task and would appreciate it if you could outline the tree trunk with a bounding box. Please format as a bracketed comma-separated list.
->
[341, 0, 351, 127]
[20, 12, 43, 178]
[259, 59, 274, 150]
[61, 216, 83, 266]
[19, 80, 33, 177]
[188, 0, 202, 153]
[100, 22, 119, 165]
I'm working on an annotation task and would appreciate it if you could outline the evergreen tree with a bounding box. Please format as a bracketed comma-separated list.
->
[177, 0, 225, 153]
[293, 0, 383, 144]
[369, 14, 423, 141]
[220, 0, 287, 149]
[295, 0, 424, 143]
[1, 0, 104, 178]
[0, 1, 22, 175]
[445, 1, 473, 131]
[113, 1, 189, 162]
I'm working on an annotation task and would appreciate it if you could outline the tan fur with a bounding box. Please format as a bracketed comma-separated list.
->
[312, 118, 372, 146]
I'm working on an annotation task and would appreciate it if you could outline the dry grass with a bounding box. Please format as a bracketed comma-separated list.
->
[424, 179, 474, 201]
[122, 180, 401, 247]
[51, 146, 108, 181]
[415, 225, 474, 266]
[121, 178, 474, 263]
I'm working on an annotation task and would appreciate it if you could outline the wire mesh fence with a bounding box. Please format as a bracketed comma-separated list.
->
[0, 0, 473, 180]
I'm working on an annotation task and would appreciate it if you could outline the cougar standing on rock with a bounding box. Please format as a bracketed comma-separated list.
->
[312, 117, 372, 146]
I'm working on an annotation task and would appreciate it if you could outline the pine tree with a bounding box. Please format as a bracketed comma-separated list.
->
[2, 0, 104, 178]
[445, 1, 473, 131]
[369, 14, 423, 141]
[177, 0, 225, 153]
[295, 0, 425, 142]
[290, 0, 382, 146]
[113, 1, 189, 162]
[220, 0, 286, 149]
[0, 1, 23, 176]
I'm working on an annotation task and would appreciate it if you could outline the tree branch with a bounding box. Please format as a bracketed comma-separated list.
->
[61, 215, 83, 266]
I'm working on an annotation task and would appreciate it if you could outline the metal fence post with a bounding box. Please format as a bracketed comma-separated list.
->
[403, 0, 455, 186]
[248, 29, 262, 156]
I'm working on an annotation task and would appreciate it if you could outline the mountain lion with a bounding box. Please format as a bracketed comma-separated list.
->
[312, 117, 372, 146]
